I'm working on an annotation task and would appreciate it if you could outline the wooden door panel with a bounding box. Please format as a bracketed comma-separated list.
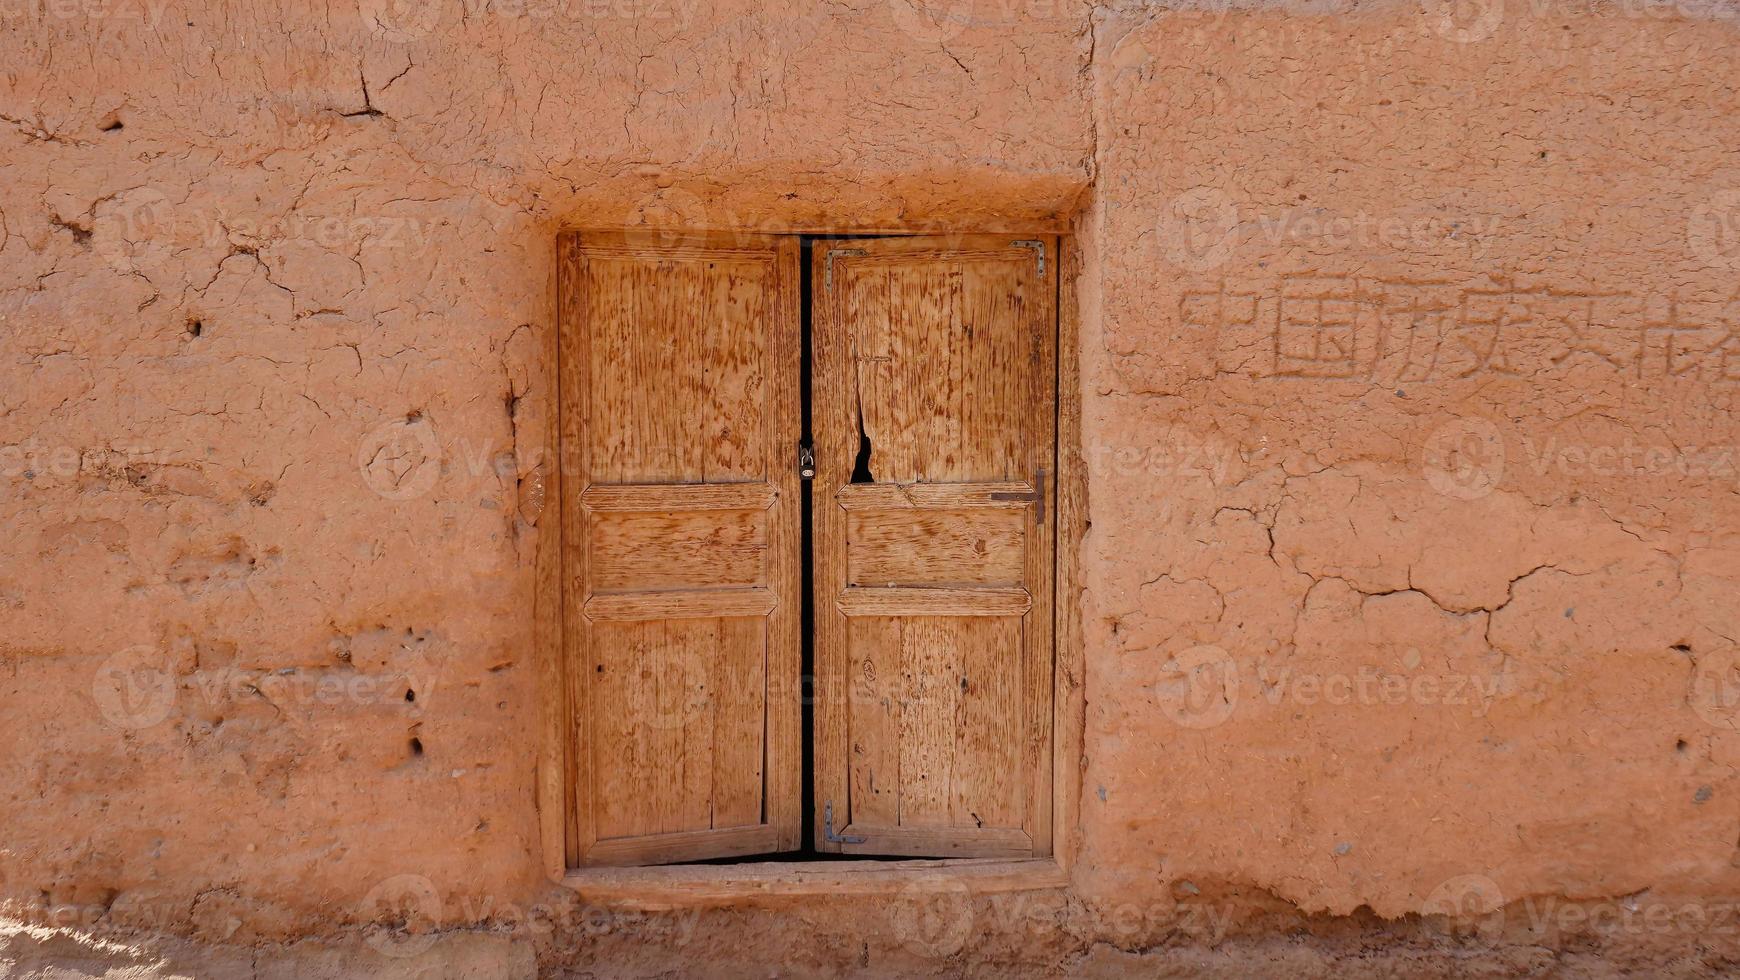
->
[838, 252, 1038, 484]
[836, 586, 1030, 618]
[814, 235, 1056, 859]
[588, 507, 769, 591]
[582, 246, 772, 484]
[589, 617, 766, 839]
[846, 506, 1025, 587]
[560, 232, 800, 867]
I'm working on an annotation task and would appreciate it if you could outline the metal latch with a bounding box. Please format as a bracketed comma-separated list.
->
[825, 248, 867, 291]
[798, 441, 816, 480]
[824, 800, 865, 844]
[990, 467, 1046, 524]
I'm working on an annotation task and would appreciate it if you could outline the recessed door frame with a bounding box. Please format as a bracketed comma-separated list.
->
[537, 227, 1086, 888]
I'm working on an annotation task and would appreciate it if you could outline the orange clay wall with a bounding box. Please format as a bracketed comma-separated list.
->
[3, 0, 1740, 975]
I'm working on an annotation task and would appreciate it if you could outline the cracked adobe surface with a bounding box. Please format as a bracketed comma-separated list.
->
[4, 0, 1740, 975]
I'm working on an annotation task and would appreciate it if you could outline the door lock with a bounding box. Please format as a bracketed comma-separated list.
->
[797, 441, 816, 480]
[990, 467, 1046, 524]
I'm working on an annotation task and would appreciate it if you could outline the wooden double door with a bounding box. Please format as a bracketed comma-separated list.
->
[560, 232, 1057, 866]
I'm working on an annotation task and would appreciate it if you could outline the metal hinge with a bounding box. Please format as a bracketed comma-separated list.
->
[1011, 239, 1045, 276]
[825, 248, 867, 290]
[797, 441, 816, 480]
[990, 467, 1046, 524]
[824, 800, 865, 844]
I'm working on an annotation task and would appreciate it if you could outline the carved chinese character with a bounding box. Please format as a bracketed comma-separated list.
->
[1272, 274, 1374, 379]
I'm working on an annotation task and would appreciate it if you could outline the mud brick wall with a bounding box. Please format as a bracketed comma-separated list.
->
[3, 0, 1740, 972]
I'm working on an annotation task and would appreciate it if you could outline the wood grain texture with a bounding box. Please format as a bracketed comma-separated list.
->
[541, 235, 577, 878]
[836, 587, 1031, 618]
[814, 235, 1057, 858]
[836, 482, 1032, 510]
[1052, 233, 1083, 867]
[585, 588, 779, 622]
[847, 507, 1025, 587]
[563, 231, 800, 866]
[848, 617, 902, 828]
[588, 509, 768, 592]
[764, 236, 803, 852]
[582, 483, 776, 512]
[558, 233, 589, 869]
[827, 827, 1033, 859]
[581, 825, 782, 868]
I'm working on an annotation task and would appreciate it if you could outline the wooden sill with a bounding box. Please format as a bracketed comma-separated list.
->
[560, 857, 1067, 909]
